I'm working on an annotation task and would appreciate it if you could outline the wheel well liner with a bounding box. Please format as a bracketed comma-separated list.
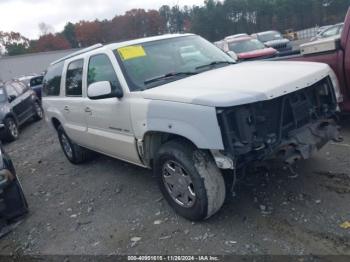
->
[142, 132, 196, 167]
[4, 113, 18, 125]
[51, 118, 61, 130]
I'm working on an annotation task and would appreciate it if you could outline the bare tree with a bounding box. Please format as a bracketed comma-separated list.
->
[38, 22, 54, 36]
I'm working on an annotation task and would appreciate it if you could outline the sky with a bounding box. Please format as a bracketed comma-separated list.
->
[0, 0, 204, 39]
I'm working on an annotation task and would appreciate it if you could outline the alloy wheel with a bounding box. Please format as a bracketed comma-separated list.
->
[61, 133, 73, 159]
[162, 160, 196, 208]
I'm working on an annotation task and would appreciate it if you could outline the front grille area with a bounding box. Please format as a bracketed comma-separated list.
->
[273, 43, 287, 50]
[217, 77, 337, 164]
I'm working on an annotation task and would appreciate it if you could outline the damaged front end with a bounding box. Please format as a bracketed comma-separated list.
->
[217, 77, 341, 169]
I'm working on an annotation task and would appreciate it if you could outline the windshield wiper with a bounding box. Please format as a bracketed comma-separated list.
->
[144, 72, 198, 85]
[195, 61, 235, 70]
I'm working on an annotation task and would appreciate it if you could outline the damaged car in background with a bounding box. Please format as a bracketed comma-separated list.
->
[43, 34, 342, 221]
[0, 125, 28, 236]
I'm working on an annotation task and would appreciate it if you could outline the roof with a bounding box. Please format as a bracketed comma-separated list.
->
[226, 36, 252, 43]
[224, 34, 249, 40]
[255, 30, 280, 35]
[105, 33, 194, 50]
[51, 33, 194, 65]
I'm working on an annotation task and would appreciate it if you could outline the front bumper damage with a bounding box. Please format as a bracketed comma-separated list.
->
[270, 119, 339, 165]
[216, 76, 341, 169]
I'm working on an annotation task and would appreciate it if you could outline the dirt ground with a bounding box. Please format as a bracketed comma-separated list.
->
[0, 117, 349, 256]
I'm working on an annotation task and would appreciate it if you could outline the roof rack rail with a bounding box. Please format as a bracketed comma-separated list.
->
[50, 43, 103, 65]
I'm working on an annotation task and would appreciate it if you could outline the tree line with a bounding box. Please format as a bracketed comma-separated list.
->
[4, 0, 350, 56]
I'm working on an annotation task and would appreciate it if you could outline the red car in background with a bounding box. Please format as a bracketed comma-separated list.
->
[222, 36, 278, 61]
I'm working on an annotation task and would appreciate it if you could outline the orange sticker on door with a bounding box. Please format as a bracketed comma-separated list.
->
[118, 45, 146, 60]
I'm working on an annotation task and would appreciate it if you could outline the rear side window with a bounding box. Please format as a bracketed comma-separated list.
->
[66, 59, 84, 97]
[43, 62, 64, 96]
[88, 54, 120, 91]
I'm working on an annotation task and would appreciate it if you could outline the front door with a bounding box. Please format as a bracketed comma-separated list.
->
[4, 84, 24, 123]
[61, 59, 88, 146]
[84, 53, 140, 164]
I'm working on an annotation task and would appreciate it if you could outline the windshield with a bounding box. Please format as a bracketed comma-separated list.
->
[30, 76, 43, 87]
[228, 39, 266, 53]
[258, 32, 283, 42]
[114, 35, 234, 91]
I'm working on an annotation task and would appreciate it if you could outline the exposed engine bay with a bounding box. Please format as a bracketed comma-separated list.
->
[217, 77, 341, 168]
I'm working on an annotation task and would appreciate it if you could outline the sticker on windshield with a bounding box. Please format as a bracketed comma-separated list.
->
[118, 45, 146, 60]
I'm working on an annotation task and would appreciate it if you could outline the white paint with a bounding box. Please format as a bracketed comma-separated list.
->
[301, 36, 340, 55]
[87, 81, 112, 98]
[141, 61, 331, 107]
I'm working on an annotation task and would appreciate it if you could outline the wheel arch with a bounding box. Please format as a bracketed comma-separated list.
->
[140, 131, 202, 168]
[4, 112, 19, 125]
[51, 117, 61, 131]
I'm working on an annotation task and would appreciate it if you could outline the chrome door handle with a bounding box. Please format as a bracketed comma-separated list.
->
[85, 107, 92, 113]
[64, 106, 70, 112]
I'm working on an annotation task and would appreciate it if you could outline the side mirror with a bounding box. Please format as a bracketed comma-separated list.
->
[227, 51, 238, 62]
[88, 81, 123, 100]
[8, 95, 16, 103]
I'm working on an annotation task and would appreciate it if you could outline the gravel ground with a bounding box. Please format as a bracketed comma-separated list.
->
[0, 117, 349, 256]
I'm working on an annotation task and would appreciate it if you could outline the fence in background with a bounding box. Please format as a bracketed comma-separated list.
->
[297, 27, 318, 40]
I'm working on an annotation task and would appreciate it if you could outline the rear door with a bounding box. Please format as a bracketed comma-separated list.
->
[11, 82, 34, 121]
[61, 59, 88, 146]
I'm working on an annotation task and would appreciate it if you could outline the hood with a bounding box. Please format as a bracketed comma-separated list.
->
[264, 38, 290, 46]
[238, 47, 277, 59]
[141, 61, 331, 107]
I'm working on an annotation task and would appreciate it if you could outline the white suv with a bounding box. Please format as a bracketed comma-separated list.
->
[43, 34, 340, 221]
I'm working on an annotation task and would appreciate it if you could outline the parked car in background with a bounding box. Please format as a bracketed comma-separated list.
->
[214, 40, 225, 50]
[16, 75, 36, 87]
[251, 30, 292, 53]
[316, 25, 332, 35]
[29, 75, 44, 100]
[0, 80, 43, 142]
[311, 23, 344, 41]
[17, 75, 44, 100]
[222, 36, 277, 60]
[224, 34, 249, 41]
[0, 137, 28, 224]
[43, 34, 340, 221]
[278, 8, 350, 113]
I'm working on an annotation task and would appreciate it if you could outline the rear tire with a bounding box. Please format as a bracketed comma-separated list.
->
[2, 117, 19, 142]
[57, 125, 92, 164]
[154, 140, 226, 221]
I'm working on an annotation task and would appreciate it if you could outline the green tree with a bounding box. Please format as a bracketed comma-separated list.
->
[62, 22, 78, 48]
[5, 43, 28, 56]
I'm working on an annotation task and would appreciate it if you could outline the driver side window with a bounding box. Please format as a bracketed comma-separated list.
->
[87, 54, 121, 91]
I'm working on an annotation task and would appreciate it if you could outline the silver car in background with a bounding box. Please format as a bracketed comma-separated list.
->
[251, 30, 292, 53]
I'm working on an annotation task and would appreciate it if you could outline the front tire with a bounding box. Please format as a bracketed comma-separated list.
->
[57, 125, 92, 164]
[154, 140, 226, 221]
